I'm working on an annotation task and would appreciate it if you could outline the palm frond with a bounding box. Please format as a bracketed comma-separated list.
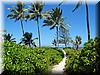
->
[72, 0, 82, 12]
[58, 0, 64, 7]
[50, 25, 55, 30]
[29, 13, 35, 20]
[32, 38, 38, 41]
[11, 38, 16, 41]
[42, 24, 49, 27]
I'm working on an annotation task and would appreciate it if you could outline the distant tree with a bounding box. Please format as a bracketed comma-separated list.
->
[7, 1, 27, 35]
[4, 33, 16, 42]
[70, 36, 82, 50]
[75, 36, 82, 50]
[20, 32, 38, 47]
[59, 34, 71, 47]
[52, 39, 57, 47]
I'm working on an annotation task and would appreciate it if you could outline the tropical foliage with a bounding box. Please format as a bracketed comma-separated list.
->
[4, 33, 16, 42]
[43, 7, 63, 47]
[7, 1, 27, 35]
[75, 36, 82, 50]
[26, 1, 44, 47]
[64, 39, 96, 74]
[19, 32, 38, 47]
[4, 1, 98, 75]
[70, 36, 82, 50]
[3, 40, 63, 75]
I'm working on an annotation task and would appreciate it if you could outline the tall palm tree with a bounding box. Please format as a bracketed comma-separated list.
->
[19, 32, 38, 47]
[4, 33, 16, 42]
[26, 1, 44, 47]
[72, 0, 90, 41]
[7, 1, 27, 35]
[43, 7, 62, 47]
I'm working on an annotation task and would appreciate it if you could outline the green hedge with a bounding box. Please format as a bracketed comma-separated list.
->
[3, 40, 63, 75]
[64, 39, 96, 74]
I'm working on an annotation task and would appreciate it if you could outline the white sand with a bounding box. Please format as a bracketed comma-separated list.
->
[52, 49, 66, 75]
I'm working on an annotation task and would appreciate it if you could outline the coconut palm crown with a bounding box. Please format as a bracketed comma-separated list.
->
[4, 33, 16, 42]
[7, 1, 27, 35]
[20, 32, 38, 47]
[75, 36, 82, 50]
[43, 7, 63, 47]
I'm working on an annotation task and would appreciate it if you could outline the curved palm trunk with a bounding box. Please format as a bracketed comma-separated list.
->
[37, 18, 41, 47]
[85, 0, 90, 41]
[20, 20, 24, 35]
[56, 26, 59, 47]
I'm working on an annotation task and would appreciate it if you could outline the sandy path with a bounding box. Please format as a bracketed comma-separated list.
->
[51, 49, 66, 75]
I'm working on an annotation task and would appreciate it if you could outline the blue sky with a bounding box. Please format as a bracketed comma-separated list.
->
[3, 2, 96, 47]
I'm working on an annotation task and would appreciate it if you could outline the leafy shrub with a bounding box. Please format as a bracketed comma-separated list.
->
[63, 48, 76, 55]
[3, 40, 63, 75]
[64, 39, 96, 74]
[78, 39, 96, 73]
[95, 37, 100, 72]
[64, 49, 81, 72]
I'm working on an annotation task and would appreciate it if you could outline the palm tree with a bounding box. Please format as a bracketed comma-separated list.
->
[26, 1, 44, 47]
[19, 32, 38, 47]
[43, 7, 62, 47]
[75, 36, 82, 50]
[4, 33, 16, 42]
[72, 0, 90, 41]
[7, 1, 27, 35]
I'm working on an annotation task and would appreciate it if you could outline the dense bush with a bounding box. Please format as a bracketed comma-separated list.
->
[3, 40, 63, 75]
[64, 39, 96, 74]
[63, 47, 76, 55]
[94, 37, 100, 73]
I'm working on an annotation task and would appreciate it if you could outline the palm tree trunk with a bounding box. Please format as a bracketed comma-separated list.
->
[64, 39, 66, 47]
[37, 18, 41, 47]
[85, 0, 90, 41]
[65, 37, 67, 47]
[65, 43, 66, 47]
[20, 20, 24, 35]
[56, 26, 59, 47]
[76, 45, 78, 50]
[29, 43, 31, 47]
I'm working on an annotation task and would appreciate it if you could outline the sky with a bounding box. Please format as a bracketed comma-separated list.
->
[3, 1, 97, 47]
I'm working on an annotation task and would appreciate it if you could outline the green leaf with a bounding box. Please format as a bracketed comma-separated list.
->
[50, 25, 55, 30]
[72, 0, 82, 12]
